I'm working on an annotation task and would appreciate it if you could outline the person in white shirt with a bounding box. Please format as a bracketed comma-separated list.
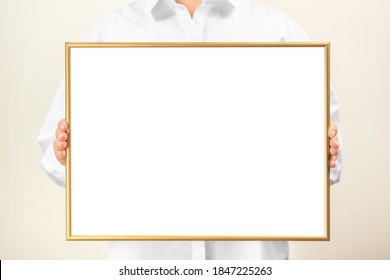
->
[38, 0, 342, 260]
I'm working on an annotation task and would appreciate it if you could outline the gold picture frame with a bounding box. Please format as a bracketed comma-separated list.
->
[66, 42, 330, 241]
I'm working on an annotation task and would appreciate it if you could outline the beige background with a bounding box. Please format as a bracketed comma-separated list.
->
[0, 0, 389, 259]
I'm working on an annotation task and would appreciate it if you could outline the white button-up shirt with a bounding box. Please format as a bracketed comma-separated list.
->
[38, 0, 342, 260]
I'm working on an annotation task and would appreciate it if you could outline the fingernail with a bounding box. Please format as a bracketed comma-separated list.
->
[60, 124, 64, 130]
[58, 133, 63, 140]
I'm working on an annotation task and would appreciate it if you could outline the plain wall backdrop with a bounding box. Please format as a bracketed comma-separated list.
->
[0, 0, 389, 259]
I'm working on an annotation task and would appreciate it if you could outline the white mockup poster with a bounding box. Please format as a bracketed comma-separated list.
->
[66, 43, 329, 240]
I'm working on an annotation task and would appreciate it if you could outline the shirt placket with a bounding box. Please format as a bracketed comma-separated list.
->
[166, 0, 212, 260]
[175, 2, 209, 42]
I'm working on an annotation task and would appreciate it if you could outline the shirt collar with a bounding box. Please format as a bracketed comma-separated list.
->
[145, 0, 245, 12]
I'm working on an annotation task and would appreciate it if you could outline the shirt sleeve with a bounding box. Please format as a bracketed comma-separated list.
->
[283, 15, 343, 185]
[37, 22, 105, 188]
[37, 77, 66, 187]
